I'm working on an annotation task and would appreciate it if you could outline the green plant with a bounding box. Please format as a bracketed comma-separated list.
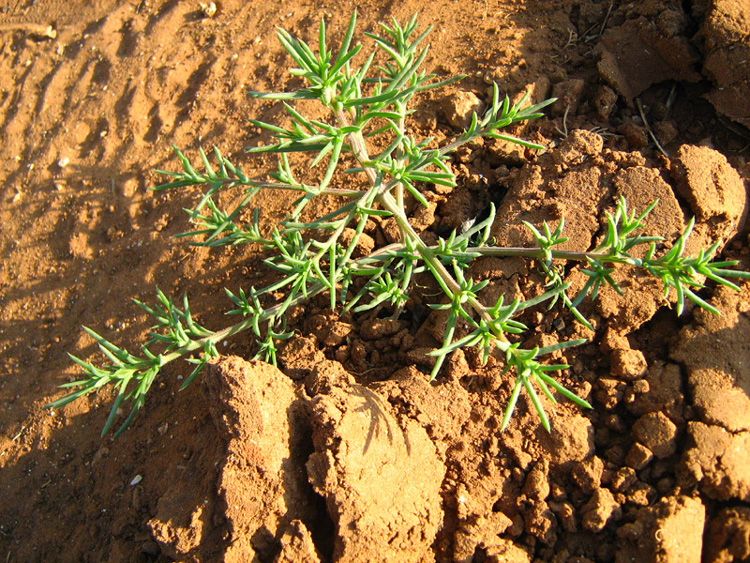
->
[49, 13, 750, 437]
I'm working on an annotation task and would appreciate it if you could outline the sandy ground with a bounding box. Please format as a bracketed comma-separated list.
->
[1, 0, 749, 561]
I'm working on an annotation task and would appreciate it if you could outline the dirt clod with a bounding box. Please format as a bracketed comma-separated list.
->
[306, 384, 445, 562]
[671, 285, 750, 432]
[632, 412, 678, 460]
[679, 422, 750, 502]
[523, 459, 551, 500]
[581, 488, 622, 532]
[704, 506, 750, 563]
[551, 79, 586, 117]
[592, 85, 618, 120]
[626, 442, 655, 470]
[571, 456, 604, 494]
[596, 17, 701, 101]
[203, 357, 317, 562]
[539, 414, 595, 468]
[671, 144, 748, 242]
[616, 495, 705, 563]
[702, 0, 750, 127]
[440, 90, 485, 130]
[610, 348, 648, 381]
[274, 520, 322, 563]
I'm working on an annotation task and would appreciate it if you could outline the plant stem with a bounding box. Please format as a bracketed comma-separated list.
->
[467, 246, 631, 263]
[159, 282, 329, 366]
[336, 109, 508, 342]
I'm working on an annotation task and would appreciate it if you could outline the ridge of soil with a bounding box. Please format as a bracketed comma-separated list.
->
[1, 1, 749, 562]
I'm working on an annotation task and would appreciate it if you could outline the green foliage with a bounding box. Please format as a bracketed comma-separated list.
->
[50, 12, 750, 436]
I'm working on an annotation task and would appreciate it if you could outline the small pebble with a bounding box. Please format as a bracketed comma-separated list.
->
[200, 1, 217, 17]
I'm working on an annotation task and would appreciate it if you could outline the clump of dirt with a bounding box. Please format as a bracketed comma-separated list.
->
[671, 144, 748, 242]
[701, 0, 750, 128]
[617, 495, 705, 563]
[203, 357, 318, 562]
[596, 6, 701, 101]
[307, 382, 445, 562]
[490, 128, 688, 332]
[132, 357, 320, 562]
[705, 506, 750, 562]
[672, 285, 750, 434]
[673, 284, 750, 504]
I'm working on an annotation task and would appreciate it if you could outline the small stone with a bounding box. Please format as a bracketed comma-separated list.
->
[551, 78, 586, 117]
[132, 485, 143, 511]
[601, 328, 629, 352]
[592, 85, 617, 120]
[334, 346, 349, 363]
[581, 488, 622, 532]
[523, 460, 551, 500]
[617, 120, 649, 149]
[320, 322, 352, 347]
[604, 414, 627, 433]
[379, 217, 401, 244]
[653, 120, 678, 146]
[57, 156, 69, 168]
[199, 1, 217, 17]
[440, 91, 485, 130]
[558, 502, 576, 533]
[610, 348, 648, 380]
[595, 378, 624, 409]
[633, 412, 678, 459]
[626, 481, 655, 506]
[611, 467, 637, 493]
[571, 456, 604, 493]
[524, 503, 557, 545]
[340, 228, 374, 257]
[626, 442, 654, 470]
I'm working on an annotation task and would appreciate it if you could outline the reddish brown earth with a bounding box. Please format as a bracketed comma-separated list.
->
[1, 1, 749, 562]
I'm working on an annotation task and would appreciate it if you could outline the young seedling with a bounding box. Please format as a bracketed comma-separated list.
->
[49, 13, 750, 436]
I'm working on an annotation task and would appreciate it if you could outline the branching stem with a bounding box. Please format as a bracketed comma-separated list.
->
[52, 11, 749, 437]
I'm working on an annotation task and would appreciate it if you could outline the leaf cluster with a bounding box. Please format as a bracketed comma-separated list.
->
[53, 12, 750, 436]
